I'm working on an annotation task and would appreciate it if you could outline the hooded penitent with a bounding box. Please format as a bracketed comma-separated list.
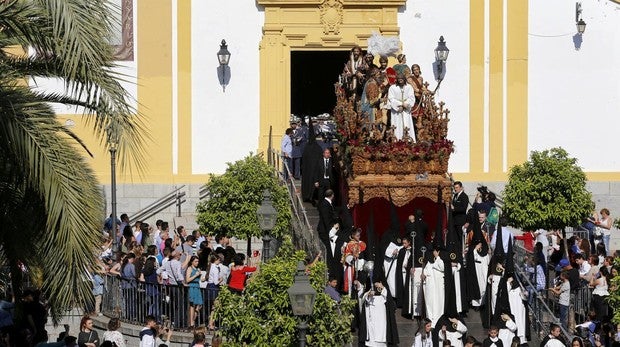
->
[301, 115, 324, 202]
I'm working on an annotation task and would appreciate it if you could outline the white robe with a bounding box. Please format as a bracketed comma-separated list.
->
[508, 285, 528, 344]
[361, 287, 388, 347]
[489, 274, 502, 315]
[471, 252, 490, 307]
[384, 242, 402, 295]
[412, 266, 423, 317]
[498, 319, 517, 347]
[423, 258, 445, 328]
[452, 263, 463, 313]
[438, 320, 467, 347]
[543, 338, 566, 347]
[388, 84, 416, 141]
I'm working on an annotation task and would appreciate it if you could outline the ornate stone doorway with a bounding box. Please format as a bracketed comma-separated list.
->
[256, 0, 406, 152]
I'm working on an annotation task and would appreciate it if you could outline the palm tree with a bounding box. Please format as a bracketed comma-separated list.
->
[0, 0, 144, 321]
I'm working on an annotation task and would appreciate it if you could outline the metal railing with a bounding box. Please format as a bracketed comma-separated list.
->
[267, 147, 325, 260]
[129, 186, 186, 222]
[513, 243, 574, 343]
[102, 275, 220, 330]
[564, 226, 589, 240]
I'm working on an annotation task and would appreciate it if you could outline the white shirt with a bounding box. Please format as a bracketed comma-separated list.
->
[281, 134, 292, 157]
[579, 261, 591, 276]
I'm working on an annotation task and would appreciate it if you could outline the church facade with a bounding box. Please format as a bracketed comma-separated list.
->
[53, 0, 620, 220]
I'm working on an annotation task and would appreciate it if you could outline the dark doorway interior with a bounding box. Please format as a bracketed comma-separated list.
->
[290, 50, 350, 117]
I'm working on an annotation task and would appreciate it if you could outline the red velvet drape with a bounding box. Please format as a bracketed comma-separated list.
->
[351, 197, 444, 244]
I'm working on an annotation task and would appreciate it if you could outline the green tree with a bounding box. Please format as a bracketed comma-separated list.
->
[213, 238, 355, 346]
[608, 259, 620, 324]
[0, 0, 143, 321]
[196, 154, 291, 239]
[503, 147, 592, 231]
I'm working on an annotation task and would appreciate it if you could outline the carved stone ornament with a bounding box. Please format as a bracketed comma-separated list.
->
[347, 175, 453, 207]
[319, 0, 344, 35]
[113, 0, 134, 61]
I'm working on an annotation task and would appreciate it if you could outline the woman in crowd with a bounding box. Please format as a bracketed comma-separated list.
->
[186, 255, 204, 327]
[198, 240, 212, 271]
[102, 318, 125, 347]
[571, 336, 585, 347]
[590, 266, 610, 321]
[140, 257, 162, 318]
[77, 316, 100, 347]
[228, 253, 257, 294]
[596, 208, 613, 256]
[120, 225, 135, 254]
[120, 253, 137, 320]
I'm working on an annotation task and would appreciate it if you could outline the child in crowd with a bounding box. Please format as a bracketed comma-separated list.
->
[482, 326, 501, 347]
[549, 271, 570, 330]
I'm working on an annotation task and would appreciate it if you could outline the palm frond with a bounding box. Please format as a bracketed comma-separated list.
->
[0, 84, 103, 322]
[32, 0, 148, 173]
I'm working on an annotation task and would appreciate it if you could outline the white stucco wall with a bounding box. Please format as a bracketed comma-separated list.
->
[528, 0, 620, 171]
[191, 1, 264, 174]
[399, 0, 471, 173]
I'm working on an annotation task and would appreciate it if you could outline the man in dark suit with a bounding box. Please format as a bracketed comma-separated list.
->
[451, 181, 469, 235]
[317, 189, 337, 245]
[314, 148, 334, 203]
[325, 222, 346, 289]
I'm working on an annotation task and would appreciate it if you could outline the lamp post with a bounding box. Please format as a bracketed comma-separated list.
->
[288, 261, 317, 347]
[434, 36, 450, 82]
[256, 189, 278, 262]
[217, 39, 231, 92]
[575, 2, 587, 34]
[107, 125, 119, 252]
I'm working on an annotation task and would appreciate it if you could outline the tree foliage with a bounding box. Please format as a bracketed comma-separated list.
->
[213, 237, 355, 346]
[0, 0, 144, 322]
[196, 154, 291, 239]
[608, 259, 620, 325]
[503, 147, 592, 231]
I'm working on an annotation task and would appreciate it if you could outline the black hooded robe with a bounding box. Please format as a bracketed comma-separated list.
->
[301, 116, 324, 202]
[394, 245, 413, 315]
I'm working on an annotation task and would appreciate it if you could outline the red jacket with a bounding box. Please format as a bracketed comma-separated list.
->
[514, 231, 535, 252]
[228, 266, 257, 291]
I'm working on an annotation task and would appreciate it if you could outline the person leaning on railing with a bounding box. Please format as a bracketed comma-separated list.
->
[228, 253, 257, 294]
[120, 253, 138, 321]
[523, 254, 546, 308]
[589, 266, 610, 322]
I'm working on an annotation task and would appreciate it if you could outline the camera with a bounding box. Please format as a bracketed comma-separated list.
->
[477, 185, 489, 196]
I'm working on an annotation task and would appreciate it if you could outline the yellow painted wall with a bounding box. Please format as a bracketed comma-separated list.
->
[55, 0, 620, 185]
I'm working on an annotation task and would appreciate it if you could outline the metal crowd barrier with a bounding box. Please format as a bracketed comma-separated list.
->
[102, 275, 221, 330]
[564, 226, 589, 240]
[513, 243, 573, 343]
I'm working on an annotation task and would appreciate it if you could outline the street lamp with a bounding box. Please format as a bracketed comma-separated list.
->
[106, 125, 119, 252]
[217, 39, 231, 92]
[217, 39, 231, 66]
[256, 189, 278, 262]
[434, 36, 450, 81]
[288, 261, 317, 347]
[576, 19, 587, 34]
